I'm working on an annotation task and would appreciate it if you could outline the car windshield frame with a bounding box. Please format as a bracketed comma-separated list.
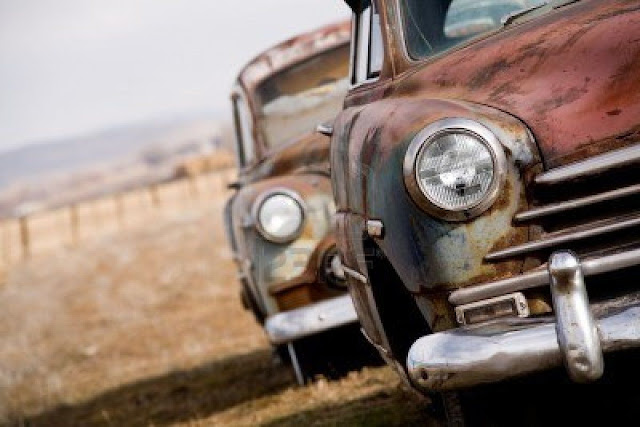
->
[398, 0, 544, 61]
[231, 89, 256, 169]
[254, 44, 350, 150]
[351, 0, 383, 87]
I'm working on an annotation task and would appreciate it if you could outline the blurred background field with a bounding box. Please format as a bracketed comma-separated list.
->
[0, 2, 439, 425]
[0, 168, 234, 268]
[0, 179, 435, 426]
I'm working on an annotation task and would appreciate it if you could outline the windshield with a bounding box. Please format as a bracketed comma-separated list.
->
[255, 44, 350, 149]
[401, 0, 541, 60]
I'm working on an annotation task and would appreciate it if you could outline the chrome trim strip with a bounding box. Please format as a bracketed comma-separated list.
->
[515, 183, 640, 222]
[548, 251, 603, 382]
[343, 265, 368, 284]
[535, 144, 640, 185]
[407, 303, 640, 391]
[486, 213, 640, 261]
[455, 292, 529, 325]
[264, 294, 359, 345]
[451, 246, 640, 305]
[450, 268, 548, 305]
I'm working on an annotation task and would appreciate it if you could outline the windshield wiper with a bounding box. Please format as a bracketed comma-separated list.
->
[501, 2, 548, 27]
[501, 0, 582, 27]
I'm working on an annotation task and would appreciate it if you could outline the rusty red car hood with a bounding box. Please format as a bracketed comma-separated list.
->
[393, 0, 640, 168]
[249, 131, 330, 182]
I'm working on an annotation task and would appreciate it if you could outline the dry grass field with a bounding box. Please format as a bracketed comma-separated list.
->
[0, 200, 437, 426]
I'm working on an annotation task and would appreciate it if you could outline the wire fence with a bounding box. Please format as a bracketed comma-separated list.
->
[0, 169, 235, 272]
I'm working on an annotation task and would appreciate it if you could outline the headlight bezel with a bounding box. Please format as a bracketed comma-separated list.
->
[403, 118, 508, 222]
[252, 188, 306, 244]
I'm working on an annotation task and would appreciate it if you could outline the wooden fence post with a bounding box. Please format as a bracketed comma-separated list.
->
[19, 216, 30, 259]
[149, 184, 160, 208]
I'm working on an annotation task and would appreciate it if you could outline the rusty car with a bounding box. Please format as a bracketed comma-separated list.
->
[331, 0, 640, 406]
[224, 21, 380, 384]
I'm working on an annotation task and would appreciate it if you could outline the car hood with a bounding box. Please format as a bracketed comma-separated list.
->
[392, 0, 640, 168]
[249, 131, 330, 182]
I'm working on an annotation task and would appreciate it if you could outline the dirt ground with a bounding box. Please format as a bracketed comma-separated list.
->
[0, 202, 437, 426]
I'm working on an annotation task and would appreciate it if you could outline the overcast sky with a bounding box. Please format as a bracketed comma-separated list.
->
[0, 1, 350, 153]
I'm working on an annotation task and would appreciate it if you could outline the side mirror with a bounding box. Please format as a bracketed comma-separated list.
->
[316, 123, 334, 137]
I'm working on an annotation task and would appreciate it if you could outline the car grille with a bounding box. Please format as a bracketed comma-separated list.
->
[448, 144, 640, 309]
[486, 144, 640, 263]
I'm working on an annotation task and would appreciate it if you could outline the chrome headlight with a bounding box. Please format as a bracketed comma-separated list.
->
[404, 118, 507, 221]
[253, 190, 305, 243]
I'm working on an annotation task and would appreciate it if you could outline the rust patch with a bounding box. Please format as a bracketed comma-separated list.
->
[469, 59, 510, 90]
[487, 81, 522, 108]
[488, 226, 528, 258]
[415, 292, 457, 332]
[524, 290, 553, 315]
[488, 176, 514, 213]
[380, 0, 640, 168]
[585, 3, 640, 24]
[238, 21, 351, 98]
[255, 132, 331, 181]
[533, 84, 588, 115]
[549, 123, 640, 167]
[274, 284, 342, 311]
[601, 48, 640, 107]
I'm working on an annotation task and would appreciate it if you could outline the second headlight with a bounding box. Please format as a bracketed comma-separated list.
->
[254, 190, 305, 243]
[404, 118, 507, 221]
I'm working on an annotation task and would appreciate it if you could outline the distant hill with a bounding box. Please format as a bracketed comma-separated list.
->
[0, 113, 235, 218]
[0, 113, 231, 190]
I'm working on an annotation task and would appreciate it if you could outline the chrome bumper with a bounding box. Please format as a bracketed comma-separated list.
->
[407, 251, 640, 390]
[264, 294, 358, 345]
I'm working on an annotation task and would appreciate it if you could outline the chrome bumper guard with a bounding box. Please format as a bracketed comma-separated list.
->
[407, 250, 640, 390]
[264, 294, 358, 345]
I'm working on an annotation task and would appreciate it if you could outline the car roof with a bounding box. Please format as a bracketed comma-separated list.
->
[237, 20, 351, 94]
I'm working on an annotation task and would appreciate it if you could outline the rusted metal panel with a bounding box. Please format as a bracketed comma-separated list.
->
[230, 173, 336, 315]
[334, 0, 640, 389]
[332, 102, 537, 331]
[238, 21, 351, 97]
[333, 0, 640, 335]
[334, 211, 394, 351]
[333, 99, 537, 290]
[250, 131, 331, 182]
[380, 0, 640, 169]
[226, 22, 353, 321]
[235, 21, 351, 165]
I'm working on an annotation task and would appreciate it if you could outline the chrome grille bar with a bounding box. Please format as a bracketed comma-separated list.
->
[451, 246, 640, 305]
[515, 183, 640, 222]
[535, 144, 640, 185]
[485, 213, 640, 261]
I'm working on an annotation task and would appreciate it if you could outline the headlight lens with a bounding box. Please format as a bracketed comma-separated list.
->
[255, 192, 304, 243]
[416, 132, 494, 211]
[404, 118, 507, 221]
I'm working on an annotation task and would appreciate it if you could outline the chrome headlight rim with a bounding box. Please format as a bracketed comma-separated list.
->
[403, 118, 507, 222]
[252, 188, 306, 244]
